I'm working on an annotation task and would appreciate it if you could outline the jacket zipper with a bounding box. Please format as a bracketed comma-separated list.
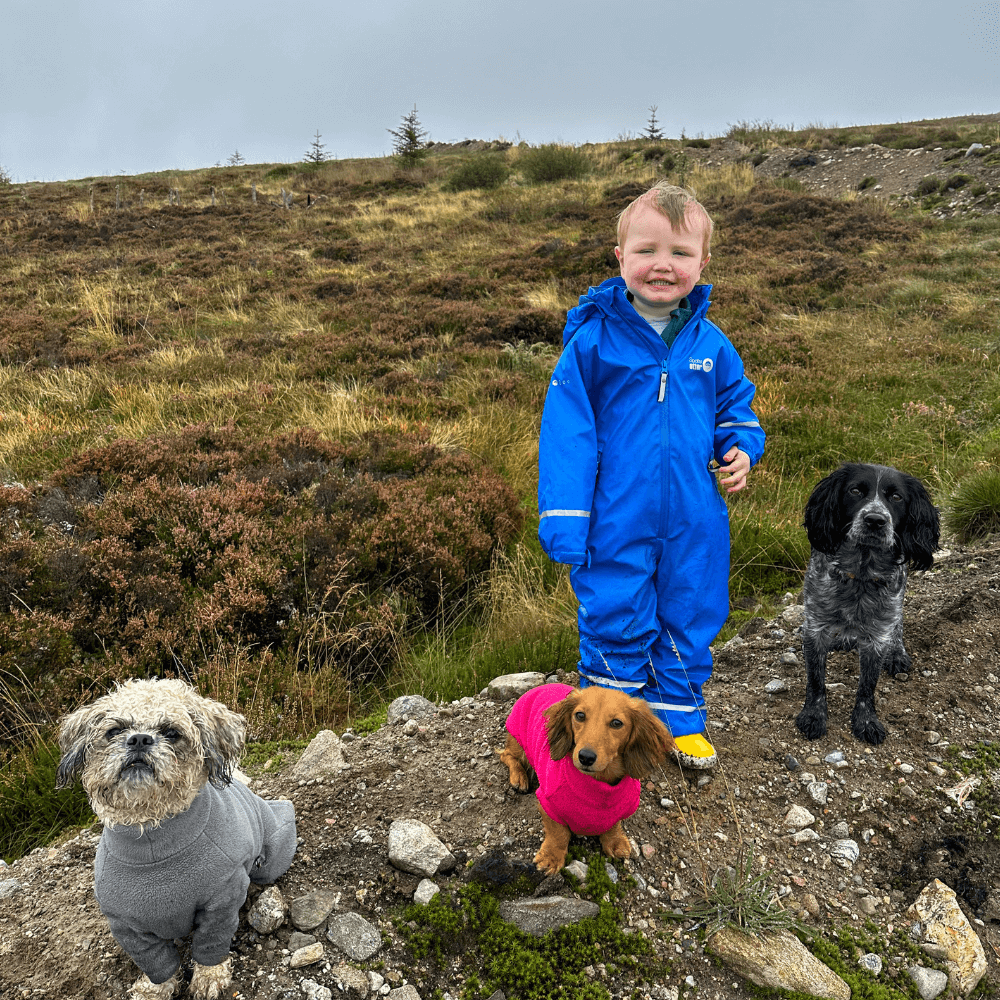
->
[658, 358, 669, 537]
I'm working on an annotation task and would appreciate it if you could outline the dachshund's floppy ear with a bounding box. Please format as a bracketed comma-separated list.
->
[803, 465, 851, 555]
[622, 701, 675, 780]
[898, 475, 940, 572]
[544, 692, 577, 762]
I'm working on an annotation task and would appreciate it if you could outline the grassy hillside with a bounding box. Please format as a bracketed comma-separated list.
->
[2, 131, 999, 763]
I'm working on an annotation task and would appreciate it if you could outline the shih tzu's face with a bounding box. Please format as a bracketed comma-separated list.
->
[57, 678, 245, 828]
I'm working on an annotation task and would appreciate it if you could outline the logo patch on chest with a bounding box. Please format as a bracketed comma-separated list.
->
[688, 357, 714, 372]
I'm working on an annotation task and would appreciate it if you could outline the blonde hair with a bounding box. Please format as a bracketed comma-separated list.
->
[616, 182, 714, 258]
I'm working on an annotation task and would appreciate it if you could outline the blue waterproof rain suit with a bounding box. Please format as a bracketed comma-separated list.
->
[538, 278, 765, 737]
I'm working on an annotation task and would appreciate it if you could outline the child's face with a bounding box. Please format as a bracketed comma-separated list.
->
[614, 205, 710, 315]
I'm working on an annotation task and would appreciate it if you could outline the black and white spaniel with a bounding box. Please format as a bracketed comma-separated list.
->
[794, 463, 940, 745]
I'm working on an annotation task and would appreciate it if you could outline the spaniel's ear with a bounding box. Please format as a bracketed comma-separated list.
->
[899, 476, 940, 571]
[803, 465, 851, 554]
[544, 692, 577, 762]
[621, 701, 674, 780]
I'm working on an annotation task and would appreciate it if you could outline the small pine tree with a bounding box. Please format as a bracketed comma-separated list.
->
[388, 105, 429, 167]
[227, 150, 246, 166]
[305, 130, 328, 164]
[643, 106, 665, 141]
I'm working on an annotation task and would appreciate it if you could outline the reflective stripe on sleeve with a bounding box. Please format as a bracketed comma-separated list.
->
[646, 702, 701, 712]
[716, 420, 760, 428]
[580, 671, 644, 691]
[538, 509, 590, 519]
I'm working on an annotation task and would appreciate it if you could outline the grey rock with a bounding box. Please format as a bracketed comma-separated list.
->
[352, 828, 373, 845]
[247, 885, 286, 933]
[564, 860, 588, 881]
[300, 980, 334, 1000]
[329, 961, 371, 997]
[290, 888, 339, 931]
[829, 839, 860, 865]
[604, 862, 618, 883]
[966, 143, 985, 156]
[498, 895, 601, 936]
[781, 605, 806, 627]
[906, 878, 987, 995]
[0, 879, 23, 899]
[779, 651, 799, 666]
[326, 911, 382, 960]
[387, 694, 438, 724]
[388, 987, 422, 1000]
[402, 719, 420, 736]
[291, 730, 347, 779]
[288, 932, 317, 951]
[487, 672, 546, 700]
[823, 750, 845, 764]
[784, 755, 799, 771]
[908, 966, 949, 1000]
[764, 678, 788, 694]
[783, 804, 816, 829]
[802, 893, 821, 917]
[708, 927, 850, 999]
[388, 818, 456, 877]
[807, 781, 829, 806]
[830, 821, 850, 838]
[367, 971, 385, 992]
[926, 731, 941, 744]
[858, 952, 883, 975]
[722, 635, 746, 651]
[290, 942, 325, 968]
[414, 879, 440, 905]
[860, 896, 880, 915]
[791, 828, 820, 844]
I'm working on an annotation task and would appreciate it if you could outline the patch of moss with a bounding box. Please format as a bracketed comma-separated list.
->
[241, 738, 309, 772]
[394, 852, 670, 999]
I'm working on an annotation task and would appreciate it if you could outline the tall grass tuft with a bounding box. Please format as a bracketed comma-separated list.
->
[945, 469, 1000, 542]
[518, 145, 591, 184]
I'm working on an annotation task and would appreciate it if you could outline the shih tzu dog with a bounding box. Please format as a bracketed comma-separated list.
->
[57, 678, 297, 1000]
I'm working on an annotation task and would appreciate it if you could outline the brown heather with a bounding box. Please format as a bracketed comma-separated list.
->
[2, 135, 999, 743]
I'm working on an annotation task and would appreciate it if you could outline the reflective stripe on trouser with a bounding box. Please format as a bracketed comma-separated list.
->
[569, 534, 728, 738]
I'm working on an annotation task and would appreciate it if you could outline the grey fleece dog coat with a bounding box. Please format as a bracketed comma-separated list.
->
[94, 779, 296, 984]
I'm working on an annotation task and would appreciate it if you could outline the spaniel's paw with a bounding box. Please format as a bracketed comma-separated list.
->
[795, 706, 828, 741]
[882, 649, 911, 678]
[851, 711, 888, 746]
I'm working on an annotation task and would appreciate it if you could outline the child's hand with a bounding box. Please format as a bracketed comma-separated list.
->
[717, 447, 751, 493]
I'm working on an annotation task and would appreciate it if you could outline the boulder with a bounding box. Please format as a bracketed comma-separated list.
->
[487, 672, 546, 701]
[388, 819, 456, 877]
[498, 895, 600, 937]
[291, 730, 347, 779]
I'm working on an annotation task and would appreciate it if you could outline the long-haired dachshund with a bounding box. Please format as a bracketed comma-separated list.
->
[795, 463, 939, 745]
[500, 683, 674, 875]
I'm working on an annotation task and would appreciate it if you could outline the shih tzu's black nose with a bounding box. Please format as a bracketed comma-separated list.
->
[577, 748, 597, 768]
[126, 732, 155, 748]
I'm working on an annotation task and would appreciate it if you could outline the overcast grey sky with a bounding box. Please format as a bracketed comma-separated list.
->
[2, 0, 998, 183]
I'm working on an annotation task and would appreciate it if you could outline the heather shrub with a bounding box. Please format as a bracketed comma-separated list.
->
[518, 144, 591, 184]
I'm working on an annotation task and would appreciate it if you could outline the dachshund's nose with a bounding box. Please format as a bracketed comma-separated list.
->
[126, 733, 155, 748]
[577, 748, 597, 768]
[863, 512, 887, 529]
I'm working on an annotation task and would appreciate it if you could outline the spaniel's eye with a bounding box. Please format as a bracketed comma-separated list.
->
[848, 487, 862, 496]
[609, 718, 624, 729]
[574, 711, 586, 723]
[106, 727, 123, 741]
[889, 492, 903, 502]
[162, 728, 181, 742]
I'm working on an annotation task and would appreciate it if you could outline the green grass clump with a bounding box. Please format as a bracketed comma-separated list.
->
[446, 156, 511, 192]
[519, 144, 591, 184]
[945, 470, 1000, 542]
[914, 176, 942, 196]
[395, 852, 667, 999]
[0, 738, 94, 863]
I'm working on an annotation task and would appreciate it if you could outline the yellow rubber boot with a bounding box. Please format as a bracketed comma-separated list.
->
[673, 733, 718, 769]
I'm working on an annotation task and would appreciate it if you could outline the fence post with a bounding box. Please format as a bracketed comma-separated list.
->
[210, 186, 216, 207]
[251, 182, 257, 204]
[115, 183, 121, 210]
[139, 189, 145, 207]
[89, 186, 94, 214]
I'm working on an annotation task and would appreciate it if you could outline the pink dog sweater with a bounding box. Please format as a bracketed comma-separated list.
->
[506, 683, 640, 836]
